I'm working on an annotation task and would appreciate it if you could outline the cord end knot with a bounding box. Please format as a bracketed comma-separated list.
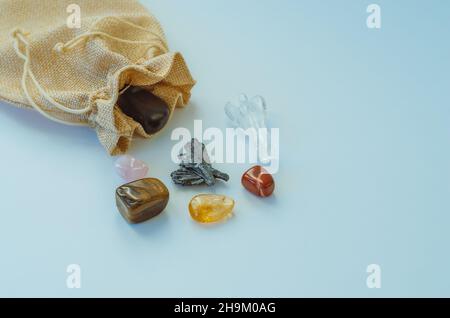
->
[53, 42, 66, 53]
[10, 28, 30, 39]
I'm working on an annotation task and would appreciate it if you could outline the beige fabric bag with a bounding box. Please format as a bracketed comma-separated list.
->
[0, 0, 195, 155]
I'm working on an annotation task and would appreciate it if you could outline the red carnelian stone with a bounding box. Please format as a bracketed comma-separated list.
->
[241, 166, 275, 197]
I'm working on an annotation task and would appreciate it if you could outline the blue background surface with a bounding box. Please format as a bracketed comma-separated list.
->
[0, 0, 449, 297]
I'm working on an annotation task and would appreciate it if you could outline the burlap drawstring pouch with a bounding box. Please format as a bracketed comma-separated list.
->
[0, 0, 196, 155]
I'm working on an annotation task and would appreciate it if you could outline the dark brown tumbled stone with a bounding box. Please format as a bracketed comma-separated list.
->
[117, 86, 170, 135]
[116, 178, 169, 223]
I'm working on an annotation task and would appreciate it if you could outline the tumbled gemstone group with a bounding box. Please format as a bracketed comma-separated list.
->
[110, 88, 280, 226]
[114, 152, 275, 224]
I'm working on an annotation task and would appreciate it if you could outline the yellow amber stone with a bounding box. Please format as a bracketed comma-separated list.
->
[189, 194, 235, 223]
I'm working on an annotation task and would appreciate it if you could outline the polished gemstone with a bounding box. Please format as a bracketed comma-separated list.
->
[189, 194, 235, 223]
[115, 155, 149, 182]
[116, 178, 169, 223]
[241, 165, 275, 197]
[117, 86, 170, 135]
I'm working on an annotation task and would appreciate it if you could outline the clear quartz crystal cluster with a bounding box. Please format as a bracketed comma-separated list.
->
[225, 94, 270, 163]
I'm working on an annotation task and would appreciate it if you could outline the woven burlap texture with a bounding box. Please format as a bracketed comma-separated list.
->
[0, 0, 195, 155]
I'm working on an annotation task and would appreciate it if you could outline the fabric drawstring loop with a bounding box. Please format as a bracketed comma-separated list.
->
[54, 17, 169, 54]
[10, 17, 167, 126]
[11, 28, 90, 126]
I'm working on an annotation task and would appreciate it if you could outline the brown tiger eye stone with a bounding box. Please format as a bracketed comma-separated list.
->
[241, 165, 275, 197]
[116, 178, 169, 223]
[117, 86, 170, 135]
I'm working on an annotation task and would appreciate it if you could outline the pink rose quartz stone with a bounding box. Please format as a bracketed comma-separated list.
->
[115, 155, 149, 182]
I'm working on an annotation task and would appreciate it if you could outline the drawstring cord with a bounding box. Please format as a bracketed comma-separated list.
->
[10, 17, 167, 126]
[54, 16, 168, 53]
[12, 29, 89, 126]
